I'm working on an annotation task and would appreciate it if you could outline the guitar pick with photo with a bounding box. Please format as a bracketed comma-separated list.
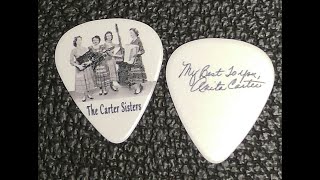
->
[55, 19, 163, 143]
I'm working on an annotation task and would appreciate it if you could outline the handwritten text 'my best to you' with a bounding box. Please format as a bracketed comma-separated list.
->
[178, 61, 266, 92]
[86, 102, 141, 116]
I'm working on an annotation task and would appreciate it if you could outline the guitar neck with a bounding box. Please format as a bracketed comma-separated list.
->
[115, 24, 123, 48]
[117, 35, 122, 48]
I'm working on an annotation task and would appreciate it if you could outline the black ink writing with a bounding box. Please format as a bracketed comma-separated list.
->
[228, 78, 265, 89]
[225, 66, 237, 77]
[178, 62, 200, 86]
[190, 78, 226, 92]
[178, 61, 266, 93]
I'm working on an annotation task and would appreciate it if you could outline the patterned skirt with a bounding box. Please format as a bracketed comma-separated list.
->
[95, 61, 110, 88]
[75, 66, 95, 93]
[127, 57, 147, 84]
[106, 58, 118, 82]
[117, 62, 131, 85]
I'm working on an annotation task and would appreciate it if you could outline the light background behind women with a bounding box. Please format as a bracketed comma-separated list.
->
[55, 20, 162, 92]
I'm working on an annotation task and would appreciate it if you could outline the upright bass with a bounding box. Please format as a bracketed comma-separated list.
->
[114, 23, 124, 63]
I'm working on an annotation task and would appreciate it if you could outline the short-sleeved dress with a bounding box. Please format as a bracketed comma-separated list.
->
[88, 45, 110, 88]
[70, 47, 95, 93]
[127, 37, 147, 84]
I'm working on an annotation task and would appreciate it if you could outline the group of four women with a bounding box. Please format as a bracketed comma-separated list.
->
[70, 28, 146, 102]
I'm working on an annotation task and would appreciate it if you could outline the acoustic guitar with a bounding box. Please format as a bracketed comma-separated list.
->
[76, 46, 114, 71]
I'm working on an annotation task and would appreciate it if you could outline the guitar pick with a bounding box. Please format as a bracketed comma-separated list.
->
[55, 19, 163, 143]
[166, 38, 274, 163]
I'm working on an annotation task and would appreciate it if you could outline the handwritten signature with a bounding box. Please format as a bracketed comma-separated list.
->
[178, 62, 266, 92]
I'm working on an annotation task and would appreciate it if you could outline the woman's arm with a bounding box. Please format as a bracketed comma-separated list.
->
[113, 54, 123, 58]
[70, 50, 77, 66]
[112, 46, 124, 58]
[70, 49, 83, 69]
[137, 39, 145, 55]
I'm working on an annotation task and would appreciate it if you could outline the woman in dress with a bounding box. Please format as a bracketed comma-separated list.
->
[69, 36, 95, 102]
[102, 31, 122, 91]
[127, 28, 146, 94]
[88, 35, 110, 95]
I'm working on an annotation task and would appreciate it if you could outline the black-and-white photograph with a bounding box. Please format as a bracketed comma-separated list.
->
[68, 24, 153, 102]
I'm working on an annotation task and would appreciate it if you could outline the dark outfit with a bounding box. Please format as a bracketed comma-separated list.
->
[127, 37, 147, 84]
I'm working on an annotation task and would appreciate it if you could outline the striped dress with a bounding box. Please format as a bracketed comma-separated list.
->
[70, 47, 95, 93]
[88, 45, 110, 88]
[102, 42, 119, 82]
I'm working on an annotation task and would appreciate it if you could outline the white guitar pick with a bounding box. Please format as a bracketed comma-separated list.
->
[166, 38, 274, 163]
[55, 19, 163, 143]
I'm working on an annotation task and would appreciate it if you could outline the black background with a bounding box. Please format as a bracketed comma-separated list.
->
[38, 0, 282, 179]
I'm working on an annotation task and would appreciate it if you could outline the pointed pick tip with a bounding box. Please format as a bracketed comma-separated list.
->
[102, 131, 133, 144]
[199, 148, 232, 164]
[107, 137, 128, 144]
[204, 155, 229, 164]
